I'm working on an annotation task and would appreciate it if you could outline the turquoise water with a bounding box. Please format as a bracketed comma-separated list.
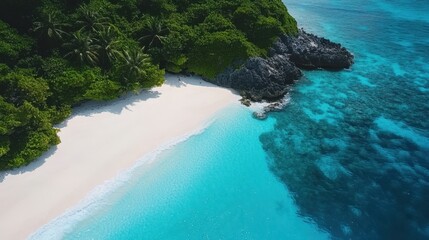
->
[35, 0, 429, 239]
[41, 106, 329, 239]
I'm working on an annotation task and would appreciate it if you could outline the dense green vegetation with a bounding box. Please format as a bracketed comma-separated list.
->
[0, 0, 297, 170]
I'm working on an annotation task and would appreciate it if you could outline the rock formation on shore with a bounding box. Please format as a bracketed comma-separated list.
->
[214, 29, 354, 102]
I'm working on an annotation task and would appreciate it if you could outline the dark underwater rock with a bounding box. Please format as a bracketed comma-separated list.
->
[214, 29, 354, 102]
[252, 111, 267, 120]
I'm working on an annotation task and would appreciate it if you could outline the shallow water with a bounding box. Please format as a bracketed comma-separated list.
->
[39, 106, 329, 239]
[34, 0, 429, 239]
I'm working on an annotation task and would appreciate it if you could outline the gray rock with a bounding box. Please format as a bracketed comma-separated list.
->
[215, 56, 301, 101]
[273, 29, 354, 70]
[263, 101, 286, 112]
[240, 98, 252, 107]
[213, 29, 354, 102]
[253, 98, 289, 120]
[252, 111, 267, 120]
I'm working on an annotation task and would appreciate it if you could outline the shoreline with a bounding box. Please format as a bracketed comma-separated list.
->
[30, 119, 214, 239]
[0, 75, 240, 239]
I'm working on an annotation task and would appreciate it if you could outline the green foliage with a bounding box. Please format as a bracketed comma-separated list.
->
[63, 31, 100, 66]
[162, 0, 298, 77]
[165, 54, 187, 73]
[0, 0, 297, 170]
[116, 48, 151, 85]
[233, 1, 296, 49]
[252, 16, 284, 49]
[0, 70, 50, 108]
[12, 125, 59, 167]
[16, 55, 45, 71]
[0, 20, 34, 64]
[0, 63, 10, 75]
[233, 3, 259, 33]
[0, 97, 22, 135]
[82, 67, 122, 100]
[76, 0, 118, 16]
[200, 13, 234, 32]
[84, 80, 121, 100]
[32, 11, 68, 41]
[109, 0, 140, 19]
[0, 138, 10, 158]
[40, 56, 70, 79]
[47, 69, 89, 105]
[0, 99, 59, 169]
[139, 64, 165, 88]
[187, 30, 260, 79]
[45, 105, 72, 124]
[139, 0, 177, 15]
[95, 26, 120, 68]
[2, 101, 60, 169]
[115, 47, 164, 89]
[138, 17, 169, 48]
[75, 5, 110, 32]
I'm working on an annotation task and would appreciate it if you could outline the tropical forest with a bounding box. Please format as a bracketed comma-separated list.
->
[0, 0, 298, 170]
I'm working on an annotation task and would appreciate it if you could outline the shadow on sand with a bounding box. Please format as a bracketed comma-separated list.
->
[0, 146, 58, 182]
[57, 90, 161, 128]
[1, 86, 162, 181]
[0, 74, 238, 181]
[164, 74, 235, 91]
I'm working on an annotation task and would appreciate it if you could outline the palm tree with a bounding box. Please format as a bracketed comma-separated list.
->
[63, 31, 100, 66]
[138, 17, 169, 48]
[95, 26, 120, 67]
[117, 48, 151, 85]
[33, 11, 68, 41]
[76, 6, 110, 32]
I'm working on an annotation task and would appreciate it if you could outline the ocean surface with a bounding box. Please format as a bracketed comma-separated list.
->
[33, 0, 429, 239]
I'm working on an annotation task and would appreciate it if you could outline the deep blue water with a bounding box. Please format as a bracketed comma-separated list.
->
[260, 0, 429, 239]
[33, 0, 429, 239]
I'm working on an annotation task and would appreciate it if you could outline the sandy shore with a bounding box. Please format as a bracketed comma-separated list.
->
[0, 75, 240, 239]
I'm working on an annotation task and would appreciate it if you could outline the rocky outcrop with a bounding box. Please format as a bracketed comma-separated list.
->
[215, 55, 302, 101]
[213, 29, 354, 102]
[272, 29, 354, 70]
[252, 100, 288, 120]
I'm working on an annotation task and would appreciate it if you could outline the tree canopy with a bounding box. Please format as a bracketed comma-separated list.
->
[0, 0, 297, 170]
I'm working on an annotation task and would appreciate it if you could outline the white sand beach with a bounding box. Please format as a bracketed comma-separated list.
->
[0, 75, 240, 239]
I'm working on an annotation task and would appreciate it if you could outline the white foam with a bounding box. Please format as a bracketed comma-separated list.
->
[248, 93, 291, 114]
[29, 121, 213, 240]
